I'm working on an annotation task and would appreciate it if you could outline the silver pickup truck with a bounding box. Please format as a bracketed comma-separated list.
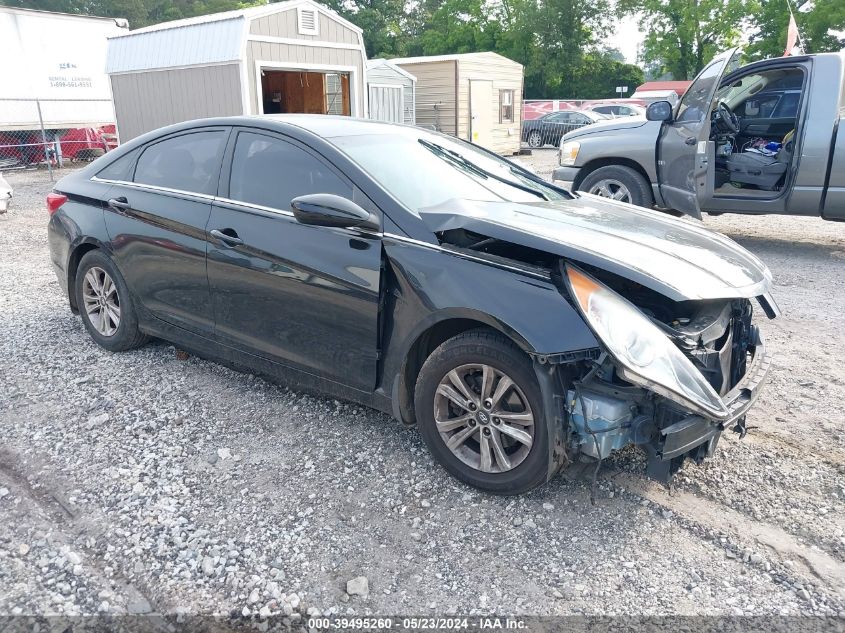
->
[552, 49, 845, 220]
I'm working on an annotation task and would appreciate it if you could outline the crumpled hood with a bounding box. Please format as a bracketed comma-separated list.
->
[562, 116, 650, 140]
[419, 195, 774, 302]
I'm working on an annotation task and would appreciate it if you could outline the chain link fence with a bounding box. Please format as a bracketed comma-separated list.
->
[0, 98, 118, 183]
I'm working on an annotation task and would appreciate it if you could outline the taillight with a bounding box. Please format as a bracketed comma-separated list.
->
[46, 192, 68, 215]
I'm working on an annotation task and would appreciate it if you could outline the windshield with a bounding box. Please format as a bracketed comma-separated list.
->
[330, 130, 566, 214]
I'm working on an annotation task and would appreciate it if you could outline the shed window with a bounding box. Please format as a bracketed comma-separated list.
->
[297, 7, 319, 35]
[500, 89, 515, 123]
[325, 74, 343, 115]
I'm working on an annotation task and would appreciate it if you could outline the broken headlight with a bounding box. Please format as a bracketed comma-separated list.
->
[565, 264, 729, 420]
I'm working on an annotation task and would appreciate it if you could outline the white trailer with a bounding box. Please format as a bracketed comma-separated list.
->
[0, 7, 127, 131]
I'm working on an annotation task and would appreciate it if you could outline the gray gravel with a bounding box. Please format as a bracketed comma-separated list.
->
[1, 165, 844, 619]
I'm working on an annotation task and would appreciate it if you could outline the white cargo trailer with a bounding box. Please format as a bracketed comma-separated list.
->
[0, 7, 127, 131]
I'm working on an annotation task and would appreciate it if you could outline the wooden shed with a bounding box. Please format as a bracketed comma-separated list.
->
[106, 0, 367, 141]
[390, 52, 523, 155]
[366, 59, 416, 125]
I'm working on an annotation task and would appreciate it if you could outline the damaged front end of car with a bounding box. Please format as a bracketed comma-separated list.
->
[557, 262, 773, 482]
[423, 197, 778, 483]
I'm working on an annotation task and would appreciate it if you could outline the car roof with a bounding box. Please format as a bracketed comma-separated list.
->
[103, 115, 439, 162]
[249, 114, 416, 138]
[85, 115, 487, 184]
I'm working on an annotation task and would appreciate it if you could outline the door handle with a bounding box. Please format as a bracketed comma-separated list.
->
[210, 228, 244, 246]
[108, 197, 130, 210]
[685, 137, 697, 146]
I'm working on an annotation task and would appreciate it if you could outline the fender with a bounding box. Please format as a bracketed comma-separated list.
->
[379, 238, 598, 393]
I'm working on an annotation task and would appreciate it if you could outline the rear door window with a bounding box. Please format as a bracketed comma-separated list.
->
[134, 130, 226, 195]
[773, 92, 800, 118]
[96, 148, 139, 181]
[227, 131, 352, 211]
[743, 94, 780, 118]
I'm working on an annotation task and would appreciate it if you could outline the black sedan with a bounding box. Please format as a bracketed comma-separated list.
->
[48, 116, 777, 494]
[522, 109, 608, 148]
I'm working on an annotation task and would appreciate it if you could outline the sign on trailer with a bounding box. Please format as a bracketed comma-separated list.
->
[0, 7, 127, 131]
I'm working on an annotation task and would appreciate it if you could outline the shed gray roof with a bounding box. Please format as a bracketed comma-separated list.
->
[366, 58, 416, 81]
[106, 0, 362, 74]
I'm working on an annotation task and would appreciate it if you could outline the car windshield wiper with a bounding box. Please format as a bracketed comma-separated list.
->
[506, 161, 572, 198]
[418, 139, 549, 201]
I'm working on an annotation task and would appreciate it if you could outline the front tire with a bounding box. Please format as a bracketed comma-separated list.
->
[526, 130, 544, 148]
[75, 250, 148, 352]
[577, 165, 654, 208]
[414, 329, 552, 494]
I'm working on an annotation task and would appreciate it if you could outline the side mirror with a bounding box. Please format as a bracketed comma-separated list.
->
[290, 193, 377, 230]
[646, 101, 674, 123]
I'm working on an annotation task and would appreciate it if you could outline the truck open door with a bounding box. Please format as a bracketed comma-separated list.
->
[656, 49, 742, 219]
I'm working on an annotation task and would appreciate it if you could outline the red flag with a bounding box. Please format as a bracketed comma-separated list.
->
[784, 13, 798, 56]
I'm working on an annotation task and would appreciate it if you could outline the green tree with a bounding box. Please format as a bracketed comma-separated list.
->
[488, 0, 642, 98]
[414, 0, 502, 56]
[3, 0, 642, 98]
[748, 0, 845, 60]
[318, 0, 411, 57]
[618, 0, 756, 79]
[567, 52, 645, 98]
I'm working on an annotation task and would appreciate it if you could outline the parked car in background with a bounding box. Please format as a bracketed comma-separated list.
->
[48, 115, 778, 494]
[587, 103, 646, 118]
[522, 110, 607, 148]
[552, 49, 845, 221]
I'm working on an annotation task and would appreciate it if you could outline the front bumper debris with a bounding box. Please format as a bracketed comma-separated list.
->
[645, 339, 771, 481]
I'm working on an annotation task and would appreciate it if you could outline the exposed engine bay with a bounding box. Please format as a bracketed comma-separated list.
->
[563, 282, 760, 481]
[434, 227, 769, 482]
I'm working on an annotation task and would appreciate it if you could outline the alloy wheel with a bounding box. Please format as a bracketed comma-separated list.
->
[433, 363, 535, 473]
[82, 266, 121, 337]
[527, 131, 543, 148]
[588, 178, 632, 203]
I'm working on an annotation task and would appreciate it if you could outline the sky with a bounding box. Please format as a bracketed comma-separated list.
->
[606, 14, 643, 63]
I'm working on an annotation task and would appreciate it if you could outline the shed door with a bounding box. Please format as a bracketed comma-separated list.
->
[469, 79, 493, 148]
[369, 85, 403, 123]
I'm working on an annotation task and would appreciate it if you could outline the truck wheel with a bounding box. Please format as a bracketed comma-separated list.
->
[414, 329, 552, 495]
[578, 165, 654, 209]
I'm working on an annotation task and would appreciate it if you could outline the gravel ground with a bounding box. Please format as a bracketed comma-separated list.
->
[1, 164, 844, 621]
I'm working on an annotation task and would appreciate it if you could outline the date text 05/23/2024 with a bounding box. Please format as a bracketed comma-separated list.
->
[307, 617, 528, 630]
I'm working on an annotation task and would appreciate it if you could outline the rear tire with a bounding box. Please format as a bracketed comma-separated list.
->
[577, 165, 654, 208]
[414, 329, 552, 495]
[75, 250, 148, 352]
